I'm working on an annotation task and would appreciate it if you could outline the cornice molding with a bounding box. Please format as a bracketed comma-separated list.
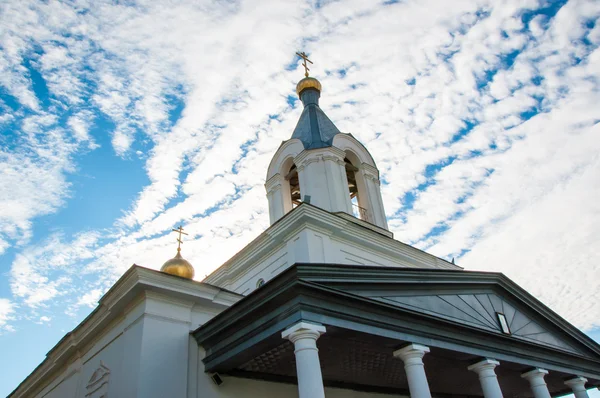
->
[293, 146, 346, 166]
[204, 204, 460, 287]
[264, 173, 283, 191]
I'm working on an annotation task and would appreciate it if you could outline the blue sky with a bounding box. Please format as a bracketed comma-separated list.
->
[1, 0, 600, 396]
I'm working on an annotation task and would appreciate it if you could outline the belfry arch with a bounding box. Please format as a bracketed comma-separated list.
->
[285, 161, 301, 208]
[333, 134, 388, 230]
[265, 139, 305, 224]
[344, 150, 369, 222]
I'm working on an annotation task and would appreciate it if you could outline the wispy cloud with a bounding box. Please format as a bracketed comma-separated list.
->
[0, 299, 15, 332]
[0, 0, 599, 343]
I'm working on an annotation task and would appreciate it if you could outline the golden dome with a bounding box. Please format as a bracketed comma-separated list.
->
[160, 249, 195, 279]
[296, 76, 322, 97]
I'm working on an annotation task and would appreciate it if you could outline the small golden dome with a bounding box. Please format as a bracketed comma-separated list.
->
[296, 77, 322, 97]
[160, 249, 195, 279]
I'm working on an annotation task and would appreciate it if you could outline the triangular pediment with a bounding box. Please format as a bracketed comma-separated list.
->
[371, 292, 583, 355]
[297, 265, 600, 359]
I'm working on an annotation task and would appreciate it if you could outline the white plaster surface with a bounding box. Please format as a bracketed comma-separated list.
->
[215, 216, 458, 294]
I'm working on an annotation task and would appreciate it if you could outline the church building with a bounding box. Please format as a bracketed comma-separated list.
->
[10, 57, 600, 398]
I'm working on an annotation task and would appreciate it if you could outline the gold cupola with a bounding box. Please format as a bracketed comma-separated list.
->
[295, 51, 322, 97]
[161, 225, 195, 279]
[296, 76, 322, 97]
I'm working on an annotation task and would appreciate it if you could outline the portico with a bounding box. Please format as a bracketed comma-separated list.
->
[194, 264, 600, 397]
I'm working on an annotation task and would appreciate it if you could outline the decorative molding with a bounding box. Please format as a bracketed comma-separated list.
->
[293, 146, 346, 166]
[266, 138, 304, 178]
[85, 361, 110, 397]
[331, 133, 377, 168]
[264, 173, 283, 191]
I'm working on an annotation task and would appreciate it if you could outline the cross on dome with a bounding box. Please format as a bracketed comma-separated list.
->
[296, 51, 313, 77]
[171, 225, 188, 252]
[160, 224, 195, 279]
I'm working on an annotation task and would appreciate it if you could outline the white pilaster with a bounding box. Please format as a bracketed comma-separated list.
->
[361, 165, 388, 229]
[265, 174, 291, 224]
[282, 322, 327, 398]
[468, 359, 503, 398]
[393, 344, 432, 398]
[565, 376, 590, 398]
[521, 368, 551, 398]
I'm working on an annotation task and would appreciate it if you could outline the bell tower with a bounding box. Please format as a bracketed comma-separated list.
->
[266, 55, 389, 230]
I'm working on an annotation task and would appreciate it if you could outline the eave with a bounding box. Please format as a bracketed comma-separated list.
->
[193, 264, 600, 386]
[10, 265, 242, 398]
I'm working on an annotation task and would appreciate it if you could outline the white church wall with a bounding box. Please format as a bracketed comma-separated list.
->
[25, 290, 233, 398]
[34, 299, 144, 398]
[39, 369, 79, 398]
[221, 223, 456, 296]
[206, 205, 459, 295]
[225, 244, 289, 294]
[135, 298, 191, 398]
[329, 235, 408, 267]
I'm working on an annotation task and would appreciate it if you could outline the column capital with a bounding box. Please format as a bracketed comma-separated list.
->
[265, 173, 284, 191]
[393, 344, 432, 398]
[393, 343, 430, 362]
[394, 344, 429, 359]
[565, 376, 588, 391]
[282, 321, 326, 343]
[522, 368, 551, 398]
[468, 358, 500, 374]
[522, 368, 549, 381]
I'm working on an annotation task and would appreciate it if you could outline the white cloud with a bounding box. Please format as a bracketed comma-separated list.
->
[1, 0, 599, 336]
[76, 289, 103, 309]
[0, 299, 15, 332]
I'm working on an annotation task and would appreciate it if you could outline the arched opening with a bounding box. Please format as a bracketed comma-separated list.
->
[286, 164, 301, 208]
[344, 152, 369, 222]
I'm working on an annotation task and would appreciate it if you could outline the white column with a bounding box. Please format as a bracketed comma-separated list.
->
[468, 359, 503, 398]
[565, 376, 590, 398]
[393, 344, 432, 398]
[282, 322, 327, 398]
[521, 368, 551, 398]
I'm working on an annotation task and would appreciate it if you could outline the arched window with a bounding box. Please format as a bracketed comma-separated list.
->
[344, 152, 370, 222]
[285, 163, 301, 208]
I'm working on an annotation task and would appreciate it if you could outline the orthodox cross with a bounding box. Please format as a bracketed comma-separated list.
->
[171, 225, 188, 251]
[296, 51, 313, 77]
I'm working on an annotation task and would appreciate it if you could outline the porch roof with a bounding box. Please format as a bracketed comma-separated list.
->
[193, 264, 600, 395]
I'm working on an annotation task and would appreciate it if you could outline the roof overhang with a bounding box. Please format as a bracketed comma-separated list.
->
[194, 264, 600, 395]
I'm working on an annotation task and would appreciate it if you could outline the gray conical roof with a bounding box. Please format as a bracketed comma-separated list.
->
[291, 86, 341, 149]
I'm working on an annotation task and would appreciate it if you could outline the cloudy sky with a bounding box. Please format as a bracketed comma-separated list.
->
[1, 0, 600, 395]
